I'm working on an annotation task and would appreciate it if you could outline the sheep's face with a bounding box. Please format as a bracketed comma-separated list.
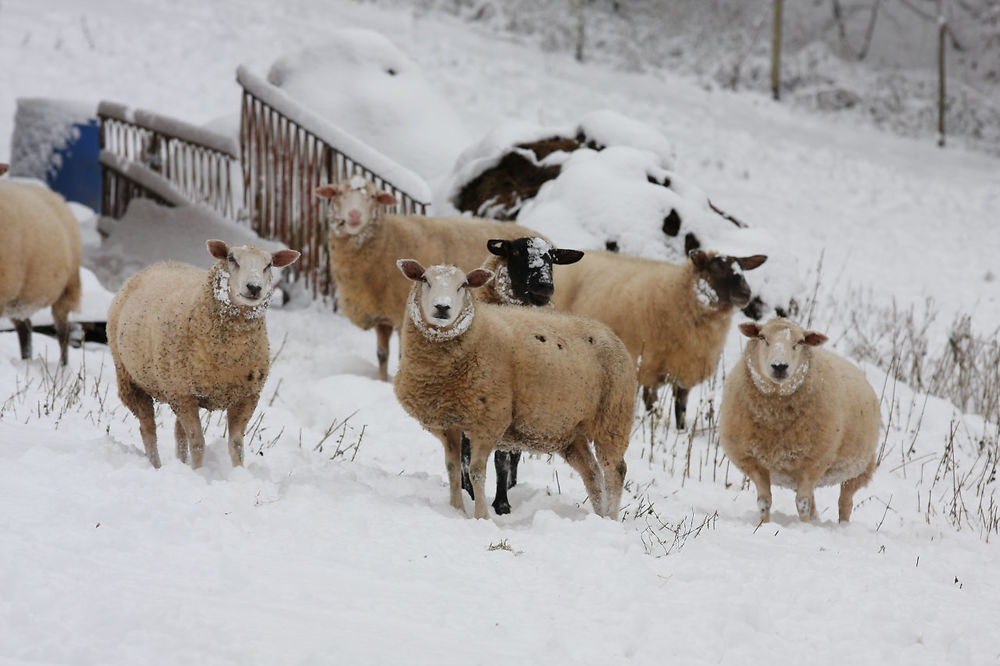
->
[740, 318, 827, 391]
[487, 237, 584, 306]
[315, 176, 398, 238]
[689, 251, 767, 309]
[397, 259, 493, 334]
[207, 240, 300, 308]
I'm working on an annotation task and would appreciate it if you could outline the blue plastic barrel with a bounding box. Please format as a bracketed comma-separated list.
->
[49, 119, 101, 212]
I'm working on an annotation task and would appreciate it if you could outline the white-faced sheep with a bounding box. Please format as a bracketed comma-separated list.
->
[0, 179, 82, 365]
[460, 236, 584, 515]
[719, 317, 880, 523]
[553, 249, 766, 429]
[107, 240, 300, 469]
[393, 259, 634, 519]
[315, 176, 541, 382]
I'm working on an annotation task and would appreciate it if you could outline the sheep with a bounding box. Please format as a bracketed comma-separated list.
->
[107, 240, 300, 469]
[393, 258, 635, 519]
[0, 180, 82, 366]
[461, 236, 585, 514]
[552, 249, 767, 429]
[719, 317, 880, 523]
[315, 176, 541, 382]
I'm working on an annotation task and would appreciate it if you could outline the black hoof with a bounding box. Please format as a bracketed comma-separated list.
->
[492, 498, 511, 515]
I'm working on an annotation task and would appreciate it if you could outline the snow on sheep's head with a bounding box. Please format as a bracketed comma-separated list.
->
[397, 259, 493, 338]
[739, 318, 827, 396]
[207, 240, 300, 308]
[486, 237, 583, 306]
[688, 251, 767, 309]
[316, 176, 398, 240]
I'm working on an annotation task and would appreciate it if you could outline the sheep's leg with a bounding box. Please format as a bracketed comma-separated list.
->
[460, 433, 474, 500]
[596, 449, 627, 519]
[174, 401, 206, 469]
[466, 432, 493, 519]
[51, 299, 73, 367]
[226, 394, 259, 467]
[114, 361, 160, 467]
[738, 456, 772, 522]
[839, 456, 876, 522]
[673, 385, 690, 431]
[560, 436, 605, 516]
[432, 428, 466, 513]
[507, 451, 521, 488]
[492, 450, 514, 515]
[174, 418, 189, 464]
[795, 476, 819, 522]
[375, 323, 393, 382]
[641, 384, 659, 412]
[12, 318, 31, 361]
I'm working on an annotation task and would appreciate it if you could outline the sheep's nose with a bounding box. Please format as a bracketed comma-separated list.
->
[348, 210, 362, 225]
[529, 282, 554, 297]
[434, 304, 451, 319]
[247, 284, 262, 298]
[771, 362, 788, 379]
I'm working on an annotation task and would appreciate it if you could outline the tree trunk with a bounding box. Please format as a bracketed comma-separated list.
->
[938, 0, 948, 147]
[771, 0, 784, 100]
[573, 0, 585, 62]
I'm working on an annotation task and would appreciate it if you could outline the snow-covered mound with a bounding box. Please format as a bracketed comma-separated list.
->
[267, 28, 472, 184]
[9, 98, 95, 180]
[87, 199, 285, 293]
[447, 112, 805, 317]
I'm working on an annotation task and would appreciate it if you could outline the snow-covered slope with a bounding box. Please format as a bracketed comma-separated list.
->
[0, 1, 998, 664]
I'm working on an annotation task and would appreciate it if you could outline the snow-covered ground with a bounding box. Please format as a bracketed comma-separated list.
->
[1, 1, 999, 664]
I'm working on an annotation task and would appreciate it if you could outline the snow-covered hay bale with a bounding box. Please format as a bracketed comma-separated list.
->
[267, 29, 471, 182]
[446, 111, 804, 318]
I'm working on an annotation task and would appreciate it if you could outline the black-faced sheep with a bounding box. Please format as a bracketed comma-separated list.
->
[0, 180, 82, 365]
[315, 176, 541, 382]
[107, 240, 300, 469]
[719, 317, 880, 523]
[553, 249, 766, 429]
[460, 237, 584, 515]
[393, 259, 634, 519]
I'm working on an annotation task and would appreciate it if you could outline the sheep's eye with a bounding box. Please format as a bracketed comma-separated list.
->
[265, 263, 272, 271]
[228, 254, 239, 268]
[758, 335, 768, 345]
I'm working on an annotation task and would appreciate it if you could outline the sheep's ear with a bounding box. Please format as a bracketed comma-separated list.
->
[397, 258, 425, 281]
[315, 184, 341, 199]
[0, 164, 8, 177]
[688, 250, 709, 270]
[272, 249, 300, 268]
[375, 190, 397, 206]
[466, 268, 494, 289]
[803, 331, 828, 347]
[486, 239, 509, 258]
[207, 240, 229, 260]
[737, 255, 768, 271]
[551, 249, 584, 265]
[738, 322, 761, 338]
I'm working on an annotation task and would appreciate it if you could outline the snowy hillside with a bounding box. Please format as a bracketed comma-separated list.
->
[1, 1, 999, 664]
